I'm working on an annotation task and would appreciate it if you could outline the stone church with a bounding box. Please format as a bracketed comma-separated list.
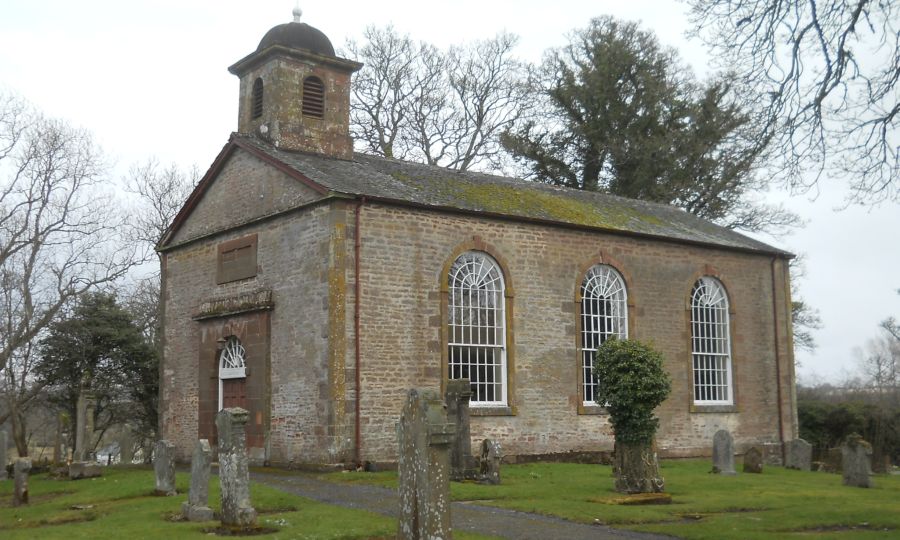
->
[158, 13, 798, 466]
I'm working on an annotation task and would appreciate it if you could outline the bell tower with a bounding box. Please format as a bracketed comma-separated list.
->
[228, 8, 362, 159]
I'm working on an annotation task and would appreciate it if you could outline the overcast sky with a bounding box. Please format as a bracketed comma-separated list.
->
[2, 0, 897, 383]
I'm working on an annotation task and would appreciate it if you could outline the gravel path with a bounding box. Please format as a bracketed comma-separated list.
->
[251, 471, 673, 540]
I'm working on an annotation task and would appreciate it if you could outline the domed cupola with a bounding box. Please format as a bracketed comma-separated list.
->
[228, 8, 362, 158]
[256, 19, 336, 56]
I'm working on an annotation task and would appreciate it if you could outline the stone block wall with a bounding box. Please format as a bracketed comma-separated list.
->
[347, 202, 796, 463]
[161, 198, 337, 463]
[236, 56, 355, 159]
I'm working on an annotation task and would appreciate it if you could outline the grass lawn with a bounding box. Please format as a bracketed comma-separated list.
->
[0, 466, 398, 539]
[327, 459, 900, 539]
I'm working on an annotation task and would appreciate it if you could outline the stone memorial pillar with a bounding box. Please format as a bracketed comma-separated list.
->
[182, 439, 214, 521]
[154, 440, 177, 495]
[743, 446, 764, 473]
[119, 432, 135, 465]
[0, 430, 8, 481]
[73, 392, 91, 462]
[397, 388, 455, 540]
[479, 439, 502, 485]
[13, 458, 31, 506]
[69, 392, 101, 479]
[841, 433, 873, 488]
[785, 439, 812, 471]
[711, 430, 736, 475]
[217, 408, 257, 527]
[445, 379, 474, 481]
[52, 414, 63, 464]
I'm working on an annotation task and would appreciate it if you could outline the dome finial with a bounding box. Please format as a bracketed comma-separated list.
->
[292, 3, 302, 23]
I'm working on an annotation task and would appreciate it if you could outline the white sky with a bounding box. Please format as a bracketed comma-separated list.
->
[2, 0, 897, 383]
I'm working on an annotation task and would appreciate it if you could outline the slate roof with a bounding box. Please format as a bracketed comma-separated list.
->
[163, 133, 790, 256]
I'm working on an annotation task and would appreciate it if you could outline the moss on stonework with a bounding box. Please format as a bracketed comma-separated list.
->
[389, 172, 665, 231]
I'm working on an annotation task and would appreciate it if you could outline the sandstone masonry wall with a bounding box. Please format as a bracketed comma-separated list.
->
[348, 202, 796, 462]
[161, 198, 335, 463]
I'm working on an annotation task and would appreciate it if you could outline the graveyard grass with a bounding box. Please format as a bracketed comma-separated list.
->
[0, 467, 492, 540]
[330, 459, 900, 539]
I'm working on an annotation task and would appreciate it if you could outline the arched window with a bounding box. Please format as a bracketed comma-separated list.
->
[251, 78, 264, 120]
[301, 76, 325, 118]
[218, 336, 247, 410]
[691, 277, 733, 404]
[448, 251, 507, 406]
[580, 265, 628, 404]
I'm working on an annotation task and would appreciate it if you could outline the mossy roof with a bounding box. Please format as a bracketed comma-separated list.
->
[234, 134, 789, 256]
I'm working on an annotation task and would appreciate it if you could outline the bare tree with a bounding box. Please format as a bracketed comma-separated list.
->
[789, 256, 823, 355]
[687, 0, 899, 203]
[120, 159, 194, 447]
[346, 26, 533, 172]
[1, 341, 42, 455]
[124, 159, 197, 262]
[0, 92, 135, 375]
[0, 93, 136, 454]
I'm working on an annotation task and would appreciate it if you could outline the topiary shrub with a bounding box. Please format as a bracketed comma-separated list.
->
[594, 338, 671, 493]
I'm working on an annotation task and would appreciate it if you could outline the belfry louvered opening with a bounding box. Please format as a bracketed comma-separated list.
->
[251, 78, 264, 120]
[302, 76, 325, 118]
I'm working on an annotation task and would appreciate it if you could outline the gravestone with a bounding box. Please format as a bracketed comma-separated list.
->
[217, 408, 257, 527]
[743, 446, 764, 473]
[69, 392, 102, 479]
[711, 429, 736, 475]
[13, 458, 31, 506]
[785, 438, 812, 471]
[445, 379, 474, 481]
[119, 432, 135, 465]
[68, 461, 102, 479]
[397, 388, 454, 540]
[182, 439, 214, 522]
[154, 440, 177, 496]
[841, 433, 873, 488]
[479, 439, 502, 485]
[0, 430, 7, 481]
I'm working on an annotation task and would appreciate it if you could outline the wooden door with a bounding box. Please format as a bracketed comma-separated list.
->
[221, 377, 247, 409]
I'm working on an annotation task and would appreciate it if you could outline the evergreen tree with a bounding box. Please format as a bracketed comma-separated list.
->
[501, 16, 798, 234]
[35, 292, 158, 450]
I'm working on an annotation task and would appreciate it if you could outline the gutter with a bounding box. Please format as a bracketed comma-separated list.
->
[354, 197, 365, 466]
[770, 257, 786, 462]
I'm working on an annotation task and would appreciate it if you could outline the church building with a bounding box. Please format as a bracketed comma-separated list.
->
[158, 12, 798, 466]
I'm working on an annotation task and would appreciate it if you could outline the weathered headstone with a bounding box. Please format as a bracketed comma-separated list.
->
[154, 440, 177, 496]
[217, 408, 257, 527]
[182, 439, 214, 522]
[711, 429, 736, 475]
[478, 439, 502, 485]
[0, 430, 8, 481]
[397, 388, 454, 540]
[445, 379, 474, 481]
[743, 446, 764, 473]
[785, 438, 812, 471]
[13, 458, 31, 506]
[119, 432, 135, 465]
[841, 433, 873, 488]
[68, 461, 102, 479]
